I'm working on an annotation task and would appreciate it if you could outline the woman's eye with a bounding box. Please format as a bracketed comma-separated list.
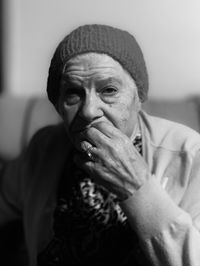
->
[64, 93, 81, 105]
[101, 87, 117, 96]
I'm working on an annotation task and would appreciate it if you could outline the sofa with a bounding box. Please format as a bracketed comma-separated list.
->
[0, 93, 200, 161]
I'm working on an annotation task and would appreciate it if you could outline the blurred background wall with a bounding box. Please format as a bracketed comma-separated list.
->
[2, 0, 200, 100]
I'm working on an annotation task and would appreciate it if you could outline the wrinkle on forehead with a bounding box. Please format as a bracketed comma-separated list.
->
[62, 53, 135, 88]
[63, 53, 123, 73]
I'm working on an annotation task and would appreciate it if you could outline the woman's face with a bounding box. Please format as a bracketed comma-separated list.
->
[58, 53, 141, 146]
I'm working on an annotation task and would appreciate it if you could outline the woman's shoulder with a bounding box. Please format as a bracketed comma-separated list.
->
[140, 110, 200, 155]
[32, 123, 66, 140]
[29, 123, 67, 148]
[24, 123, 71, 164]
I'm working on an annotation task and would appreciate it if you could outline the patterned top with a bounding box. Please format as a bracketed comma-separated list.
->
[37, 134, 151, 266]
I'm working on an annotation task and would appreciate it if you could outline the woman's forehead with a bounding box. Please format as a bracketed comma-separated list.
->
[63, 53, 134, 85]
[63, 53, 123, 72]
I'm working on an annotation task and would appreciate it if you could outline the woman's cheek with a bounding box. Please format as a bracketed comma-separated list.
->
[61, 104, 78, 124]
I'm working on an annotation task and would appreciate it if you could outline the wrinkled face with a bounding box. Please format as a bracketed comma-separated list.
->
[58, 53, 141, 146]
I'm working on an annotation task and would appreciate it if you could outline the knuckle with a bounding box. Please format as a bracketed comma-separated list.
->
[80, 140, 92, 151]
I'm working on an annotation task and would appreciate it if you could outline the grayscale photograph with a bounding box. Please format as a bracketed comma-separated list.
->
[0, 1, 200, 265]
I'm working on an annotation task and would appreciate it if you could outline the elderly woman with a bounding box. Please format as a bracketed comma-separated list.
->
[1, 24, 200, 266]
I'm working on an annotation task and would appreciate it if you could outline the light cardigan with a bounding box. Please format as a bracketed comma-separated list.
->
[1, 110, 200, 266]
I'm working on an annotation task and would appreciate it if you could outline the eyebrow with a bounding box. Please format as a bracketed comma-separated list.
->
[60, 76, 81, 87]
[97, 77, 122, 84]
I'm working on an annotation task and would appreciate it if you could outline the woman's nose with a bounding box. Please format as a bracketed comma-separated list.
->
[78, 94, 102, 122]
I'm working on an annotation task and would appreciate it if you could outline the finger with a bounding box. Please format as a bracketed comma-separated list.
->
[82, 126, 109, 148]
[73, 152, 94, 173]
[74, 130, 96, 151]
[75, 140, 102, 161]
[75, 139, 93, 152]
[81, 142, 98, 162]
[80, 140, 93, 152]
[91, 121, 122, 139]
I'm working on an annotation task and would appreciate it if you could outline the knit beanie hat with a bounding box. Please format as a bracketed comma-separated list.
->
[47, 24, 149, 105]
